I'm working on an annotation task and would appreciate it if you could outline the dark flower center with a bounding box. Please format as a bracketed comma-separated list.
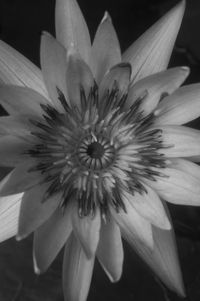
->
[87, 142, 105, 159]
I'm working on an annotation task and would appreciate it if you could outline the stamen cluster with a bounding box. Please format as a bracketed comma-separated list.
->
[27, 75, 167, 216]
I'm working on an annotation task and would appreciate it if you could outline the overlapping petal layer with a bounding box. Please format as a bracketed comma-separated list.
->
[146, 165, 200, 206]
[0, 85, 48, 116]
[0, 136, 29, 166]
[122, 205, 185, 297]
[90, 12, 121, 83]
[17, 184, 61, 240]
[40, 33, 68, 111]
[55, 0, 91, 64]
[111, 197, 154, 249]
[0, 193, 23, 242]
[63, 234, 94, 301]
[155, 83, 200, 125]
[127, 66, 189, 114]
[33, 205, 72, 273]
[0, 40, 48, 96]
[97, 218, 124, 282]
[122, 0, 185, 81]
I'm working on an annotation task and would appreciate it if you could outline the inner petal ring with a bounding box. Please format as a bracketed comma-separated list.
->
[77, 135, 115, 170]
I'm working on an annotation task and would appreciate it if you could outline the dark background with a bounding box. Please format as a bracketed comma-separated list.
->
[1, 0, 200, 300]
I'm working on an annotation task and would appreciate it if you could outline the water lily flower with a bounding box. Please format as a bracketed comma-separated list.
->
[0, 0, 200, 300]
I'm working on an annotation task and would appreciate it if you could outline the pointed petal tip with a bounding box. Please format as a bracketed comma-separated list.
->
[98, 257, 122, 283]
[180, 0, 186, 10]
[167, 0, 186, 29]
[181, 66, 189, 72]
[15, 235, 23, 241]
[101, 11, 112, 23]
[171, 0, 186, 16]
[178, 285, 186, 298]
[107, 272, 121, 283]
[55, 0, 91, 64]
[164, 219, 172, 231]
[34, 266, 41, 275]
[158, 217, 172, 231]
[123, 0, 186, 82]
[41, 31, 51, 37]
[160, 206, 172, 231]
[33, 254, 41, 275]
[171, 275, 186, 298]
[180, 66, 190, 79]
[110, 270, 122, 283]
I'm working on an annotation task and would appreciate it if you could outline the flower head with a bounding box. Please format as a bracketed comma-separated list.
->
[0, 0, 200, 300]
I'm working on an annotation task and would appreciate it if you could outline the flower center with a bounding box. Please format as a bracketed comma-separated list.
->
[27, 72, 169, 217]
[87, 142, 104, 159]
[77, 135, 115, 171]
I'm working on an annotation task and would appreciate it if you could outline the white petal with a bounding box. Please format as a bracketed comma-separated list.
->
[110, 197, 153, 249]
[170, 158, 200, 180]
[126, 67, 189, 114]
[63, 234, 94, 301]
[40, 32, 68, 112]
[0, 162, 41, 196]
[66, 47, 95, 108]
[72, 205, 101, 259]
[0, 40, 48, 97]
[128, 185, 171, 230]
[122, 202, 185, 296]
[122, 1, 185, 82]
[55, 0, 91, 64]
[17, 184, 60, 239]
[33, 205, 72, 273]
[0, 136, 30, 167]
[97, 218, 123, 282]
[0, 193, 23, 242]
[90, 12, 121, 83]
[158, 125, 200, 157]
[155, 83, 200, 125]
[0, 115, 33, 137]
[99, 63, 131, 100]
[0, 85, 48, 116]
[145, 166, 200, 206]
